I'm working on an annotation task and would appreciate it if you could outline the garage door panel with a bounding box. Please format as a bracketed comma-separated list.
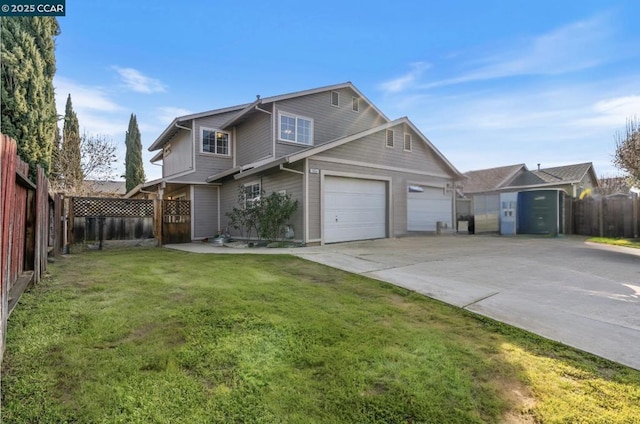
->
[324, 177, 386, 243]
[407, 186, 452, 231]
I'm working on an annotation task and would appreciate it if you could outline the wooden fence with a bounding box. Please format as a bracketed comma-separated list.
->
[66, 197, 191, 248]
[573, 195, 639, 238]
[1, 134, 54, 366]
[68, 197, 155, 249]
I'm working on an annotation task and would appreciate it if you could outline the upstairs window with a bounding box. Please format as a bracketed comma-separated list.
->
[279, 112, 313, 145]
[385, 129, 394, 148]
[404, 133, 412, 151]
[352, 97, 360, 112]
[202, 128, 230, 155]
[331, 91, 339, 107]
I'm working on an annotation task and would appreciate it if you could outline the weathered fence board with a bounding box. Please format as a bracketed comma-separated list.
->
[69, 197, 155, 247]
[0, 135, 17, 367]
[162, 199, 191, 244]
[1, 134, 52, 369]
[573, 195, 639, 238]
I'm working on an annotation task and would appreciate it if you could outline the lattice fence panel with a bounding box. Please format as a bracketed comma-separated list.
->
[164, 200, 190, 216]
[72, 197, 154, 217]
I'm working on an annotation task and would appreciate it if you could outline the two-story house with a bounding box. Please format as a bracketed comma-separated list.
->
[127, 82, 464, 244]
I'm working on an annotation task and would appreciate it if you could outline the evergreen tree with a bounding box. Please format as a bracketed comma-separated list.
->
[1, 17, 59, 177]
[124, 114, 146, 192]
[61, 94, 83, 189]
[50, 126, 62, 181]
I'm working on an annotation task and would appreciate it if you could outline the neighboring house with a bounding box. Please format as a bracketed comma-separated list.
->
[83, 180, 127, 197]
[461, 162, 599, 234]
[126, 82, 465, 244]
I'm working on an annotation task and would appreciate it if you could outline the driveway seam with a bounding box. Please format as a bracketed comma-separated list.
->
[461, 291, 501, 309]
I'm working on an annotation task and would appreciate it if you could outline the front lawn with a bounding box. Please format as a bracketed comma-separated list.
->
[2, 249, 639, 423]
[588, 237, 640, 249]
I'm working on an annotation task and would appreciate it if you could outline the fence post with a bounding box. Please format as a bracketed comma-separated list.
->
[53, 194, 62, 256]
[598, 198, 604, 237]
[634, 192, 638, 239]
[154, 199, 163, 246]
[67, 197, 75, 247]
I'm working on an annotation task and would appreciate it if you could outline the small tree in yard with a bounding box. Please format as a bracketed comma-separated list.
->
[226, 186, 297, 243]
[613, 116, 640, 187]
[50, 133, 117, 194]
[259, 192, 298, 241]
[226, 186, 254, 240]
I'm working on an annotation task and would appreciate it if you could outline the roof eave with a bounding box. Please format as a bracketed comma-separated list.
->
[232, 158, 288, 180]
[206, 166, 242, 183]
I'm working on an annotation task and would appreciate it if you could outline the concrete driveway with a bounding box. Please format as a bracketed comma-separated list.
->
[168, 235, 640, 370]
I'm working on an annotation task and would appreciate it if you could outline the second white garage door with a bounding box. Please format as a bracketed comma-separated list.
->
[407, 185, 452, 231]
[324, 176, 387, 243]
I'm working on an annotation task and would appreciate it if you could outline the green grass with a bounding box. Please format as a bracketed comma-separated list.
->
[2, 248, 640, 423]
[588, 237, 640, 249]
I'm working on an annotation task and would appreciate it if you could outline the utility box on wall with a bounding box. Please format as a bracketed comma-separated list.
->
[500, 192, 518, 235]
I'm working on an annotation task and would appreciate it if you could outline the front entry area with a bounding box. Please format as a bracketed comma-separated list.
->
[323, 176, 387, 243]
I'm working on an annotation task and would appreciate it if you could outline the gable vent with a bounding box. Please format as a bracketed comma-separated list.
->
[331, 91, 339, 107]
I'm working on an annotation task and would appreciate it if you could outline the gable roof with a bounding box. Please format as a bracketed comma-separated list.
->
[462, 162, 599, 194]
[462, 164, 527, 194]
[531, 162, 595, 184]
[206, 117, 464, 183]
[148, 82, 389, 152]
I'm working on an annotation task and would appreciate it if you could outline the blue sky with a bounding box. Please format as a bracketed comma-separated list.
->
[54, 0, 640, 182]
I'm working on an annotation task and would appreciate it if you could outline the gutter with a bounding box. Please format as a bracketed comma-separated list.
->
[279, 164, 304, 175]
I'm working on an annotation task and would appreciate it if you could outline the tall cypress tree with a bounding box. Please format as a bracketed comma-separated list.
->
[124, 114, 145, 192]
[61, 94, 83, 189]
[1, 17, 59, 177]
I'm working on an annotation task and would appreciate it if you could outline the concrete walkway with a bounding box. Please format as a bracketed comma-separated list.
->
[165, 236, 640, 370]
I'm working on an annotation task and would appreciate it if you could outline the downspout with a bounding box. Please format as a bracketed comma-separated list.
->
[175, 122, 191, 131]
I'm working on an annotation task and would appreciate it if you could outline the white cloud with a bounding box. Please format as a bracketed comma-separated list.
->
[113, 66, 166, 94]
[156, 106, 193, 123]
[55, 76, 122, 115]
[571, 95, 640, 127]
[378, 62, 430, 94]
[380, 78, 638, 178]
[397, 15, 617, 91]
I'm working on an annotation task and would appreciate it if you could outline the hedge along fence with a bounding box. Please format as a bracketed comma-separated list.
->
[0, 134, 54, 369]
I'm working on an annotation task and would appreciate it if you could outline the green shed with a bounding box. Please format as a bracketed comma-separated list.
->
[517, 190, 565, 235]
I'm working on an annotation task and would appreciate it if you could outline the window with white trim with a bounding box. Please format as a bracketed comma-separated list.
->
[352, 96, 360, 112]
[385, 129, 394, 148]
[202, 128, 231, 155]
[404, 133, 412, 151]
[331, 91, 339, 107]
[279, 112, 313, 145]
[244, 181, 261, 208]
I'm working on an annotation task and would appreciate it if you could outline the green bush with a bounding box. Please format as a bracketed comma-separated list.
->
[226, 186, 297, 242]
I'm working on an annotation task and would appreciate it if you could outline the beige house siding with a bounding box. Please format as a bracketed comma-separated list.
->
[318, 124, 455, 178]
[192, 185, 219, 239]
[163, 130, 193, 178]
[235, 112, 273, 166]
[274, 88, 387, 158]
[182, 112, 238, 182]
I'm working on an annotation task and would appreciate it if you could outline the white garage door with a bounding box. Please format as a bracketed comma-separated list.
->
[324, 176, 386, 243]
[407, 185, 452, 231]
